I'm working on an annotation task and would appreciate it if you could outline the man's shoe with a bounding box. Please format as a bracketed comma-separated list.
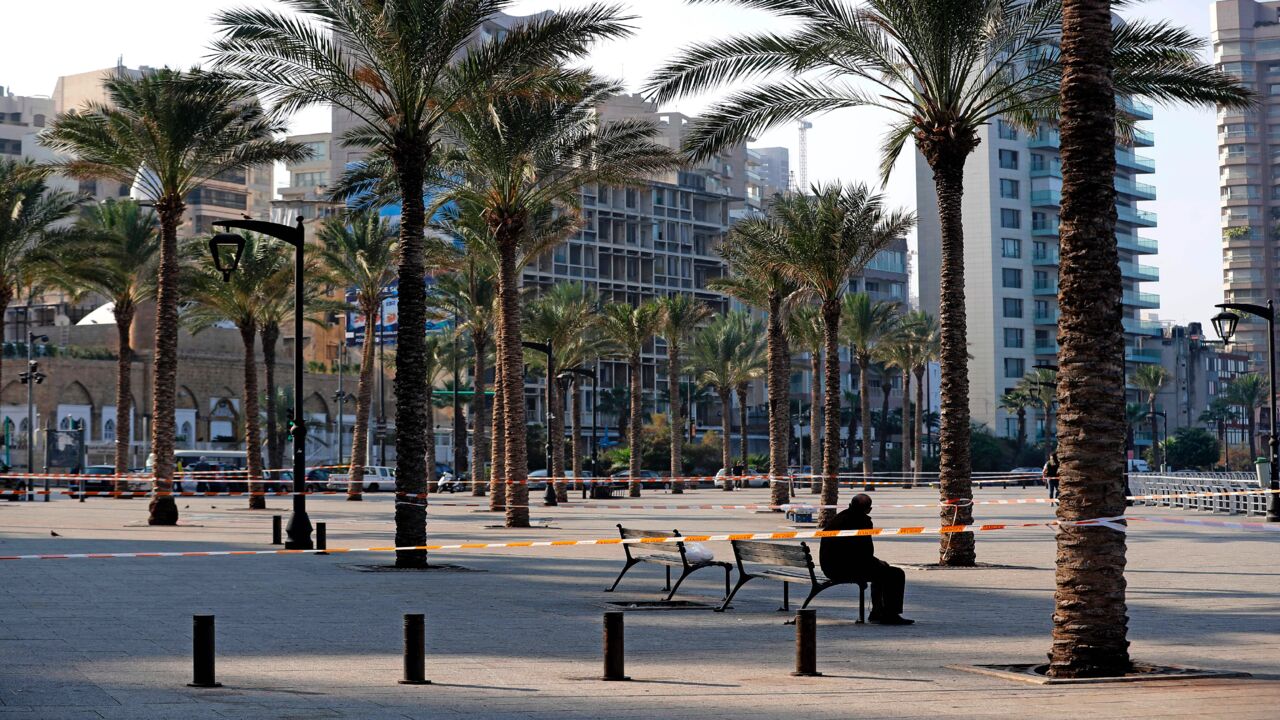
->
[871, 615, 914, 625]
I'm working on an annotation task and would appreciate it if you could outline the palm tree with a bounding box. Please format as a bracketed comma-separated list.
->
[315, 212, 397, 501]
[1199, 397, 1238, 467]
[842, 293, 901, 492]
[182, 235, 290, 509]
[41, 69, 305, 526]
[691, 313, 746, 479]
[28, 198, 158, 481]
[904, 310, 940, 484]
[599, 301, 662, 498]
[436, 80, 677, 526]
[1051, 0, 1250, 677]
[657, 294, 711, 493]
[712, 219, 800, 506]
[1000, 388, 1032, 453]
[1131, 365, 1170, 467]
[878, 332, 916, 479]
[788, 304, 824, 485]
[523, 282, 603, 501]
[0, 160, 78, 391]
[213, 0, 632, 563]
[1226, 374, 1267, 463]
[750, 185, 913, 524]
[421, 334, 451, 493]
[1021, 368, 1059, 446]
[648, 0, 1251, 569]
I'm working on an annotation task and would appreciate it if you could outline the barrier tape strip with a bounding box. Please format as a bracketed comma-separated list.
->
[1127, 516, 1280, 532]
[0, 517, 1126, 561]
[0, 473, 1039, 486]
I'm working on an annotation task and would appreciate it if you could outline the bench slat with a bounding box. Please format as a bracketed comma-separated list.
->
[733, 539, 811, 567]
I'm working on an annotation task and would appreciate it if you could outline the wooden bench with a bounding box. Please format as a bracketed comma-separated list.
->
[717, 540, 867, 622]
[605, 525, 732, 601]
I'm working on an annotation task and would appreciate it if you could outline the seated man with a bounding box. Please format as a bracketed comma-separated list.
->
[818, 494, 913, 625]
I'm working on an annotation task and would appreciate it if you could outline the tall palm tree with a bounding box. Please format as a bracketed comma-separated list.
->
[1226, 373, 1267, 463]
[41, 69, 305, 526]
[213, 0, 632, 563]
[29, 199, 158, 481]
[315, 212, 398, 501]
[421, 334, 451, 493]
[691, 313, 746, 479]
[648, 0, 1250, 568]
[1000, 388, 1032, 453]
[731, 320, 767, 471]
[712, 219, 800, 506]
[657, 294, 711, 493]
[0, 160, 79, 392]
[599, 301, 662, 498]
[1131, 365, 1170, 467]
[182, 235, 290, 510]
[436, 80, 677, 526]
[878, 331, 916, 479]
[788, 304, 824, 484]
[751, 185, 913, 524]
[1051, 0, 1249, 677]
[904, 310, 940, 484]
[1199, 397, 1238, 467]
[523, 282, 602, 501]
[842, 293, 901, 491]
[1021, 368, 1059, 446]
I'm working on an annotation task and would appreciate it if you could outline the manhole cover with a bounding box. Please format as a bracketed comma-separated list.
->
[342, 563, 480, 573]
[950, 662, 1250, 685]
[603, 600, 715, 611]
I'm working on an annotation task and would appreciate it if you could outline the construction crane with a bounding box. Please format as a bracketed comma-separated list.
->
[798, 119, 813, 191]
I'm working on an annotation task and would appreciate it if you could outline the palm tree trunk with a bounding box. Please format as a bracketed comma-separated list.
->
[719, 387, 732, 486]
[112, 303, 135, 484]
[879, 373, 891, 465]
[923, 148, 976, 566]
[1048, 0, 1131, 678]
[809, 349, 821, 481]
[551, 375, 567, 502]
[495, 229, 529, 528]
[1148, 397, 1158, 469]
[628, 353, 642, 498]
[819, 300, 843, 525]
[393, 155, 429, 567]
[767, 291, 791, 508]
[1247, 410, 1257, 461]
[426, 387, 437, 493]
[901, 369, 912, 482]
[570, 376, 583, 487]
[913, 366, 925, 487]
[471, 331, 488, 496]
[239, 323, 265, 510]
[347, 307, 377, 501]
[489, 371, 506, 511]
[147, 198, 182, 526]
[669, 343, 684, 493]
[859, 358, 873, 486]
[261, 322, 283, 472]
[737, 384, 749, 468]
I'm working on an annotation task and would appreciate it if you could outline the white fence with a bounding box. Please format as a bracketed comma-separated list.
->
[1128, 473, 1270, 516]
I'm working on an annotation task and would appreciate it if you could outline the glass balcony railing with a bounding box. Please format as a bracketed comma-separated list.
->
[1122, 290, 1160, 308]
[1032, 222, 1060, 237]
[1120, 261, 1159, 281]
[1116, 150, 1155, 173]
[1132, 127, 1154, 146]
[1117, 206, 1157, 227]
[1116, 234, 1158, 254]
[1034, 281, 1059, 296]
[1033, 249, 1059, 266]
[1035, 339, 1059, 354]
[1030, 189, 1060, 207]
[1119, 96, 1154, 120]
[1115, 177, 1156, 200]
[1125, 347, 1162, 364]
[1123, 317, 1163, 336]
[1034, 310, 1059, 325]
[1029, 130, 1060, 149]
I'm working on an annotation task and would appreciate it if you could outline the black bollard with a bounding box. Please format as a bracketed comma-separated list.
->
[399, 613, 431, 685]
[188, 615, 222, 688]
[315, 522, 327, 555]
[601, 611, 630, 681]
[791, 608, 822, 677]
[271, 515, 282, 545]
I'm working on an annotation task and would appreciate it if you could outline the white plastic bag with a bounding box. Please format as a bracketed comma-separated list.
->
[684, 543, 714, 564]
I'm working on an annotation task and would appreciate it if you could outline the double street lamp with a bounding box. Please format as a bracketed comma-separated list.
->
[19, 332, 47, 501]
[1211, 301, 1280, 522]
[558, 365, 599, 485]
[209, 217, 314, 548]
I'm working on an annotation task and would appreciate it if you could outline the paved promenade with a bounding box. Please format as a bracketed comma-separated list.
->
[1, 484, 1277, 719]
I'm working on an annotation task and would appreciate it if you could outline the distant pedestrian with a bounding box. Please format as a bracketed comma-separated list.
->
[1043, 452, 1060, 500]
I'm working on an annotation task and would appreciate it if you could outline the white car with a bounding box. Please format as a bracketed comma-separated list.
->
[713, 467, 768, 488]
[326, 466, 396, 492]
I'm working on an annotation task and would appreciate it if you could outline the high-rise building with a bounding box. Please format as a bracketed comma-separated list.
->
[915, 106, 1161, 438]
[743, 146, 790, 214]
[1213, 0, 1280, 369]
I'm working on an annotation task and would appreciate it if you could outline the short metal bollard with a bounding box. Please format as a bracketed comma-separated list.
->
[601, 611, 630, 681]
[399, 613, 431, 685]
[271, 515, 282, 545]
[791, 608, 822, 677]
[188, 615, 222, 688]
[315, 522, 327, 555]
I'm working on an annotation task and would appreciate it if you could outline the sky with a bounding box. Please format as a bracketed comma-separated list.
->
[1, 0, 1225, 328]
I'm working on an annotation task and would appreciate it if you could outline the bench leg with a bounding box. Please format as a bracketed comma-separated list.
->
[724, 566, 731, 600]
[716, 576, 752, 612]
[665, 568, 693, 601]
[605, 559, 639, 593]
[857, 584, 866, 624]
[663, 565, 671, 592]
[799, 585, 822, 611]
[779, 582, 790, 612]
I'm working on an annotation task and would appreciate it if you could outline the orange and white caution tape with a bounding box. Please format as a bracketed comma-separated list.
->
[1127, 516, 1280, 532]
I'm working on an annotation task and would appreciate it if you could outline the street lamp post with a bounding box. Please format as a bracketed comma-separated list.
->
[452, 309, 465, 482]
[19, 332, 47, 501]
[1212, 302, 1280, 522]
[210, 217, 313, 548]
[522, 340, 554, 504]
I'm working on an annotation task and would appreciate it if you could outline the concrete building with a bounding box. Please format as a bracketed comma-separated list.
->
[916, 104, 1162, 438]
[1142, 322, 1252, 459]
[1213, 0, 1280, 370]
[743, 146, 790, 214]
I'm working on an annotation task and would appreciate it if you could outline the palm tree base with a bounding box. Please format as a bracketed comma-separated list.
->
[147, 496, 178, 525]
[395, 551, 428, 569]
[346, 495, 364, 502]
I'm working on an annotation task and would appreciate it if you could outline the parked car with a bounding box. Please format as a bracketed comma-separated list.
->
[713, 467, 766, 488]
[326, 465, 396, 492]
[527, 469, 594, 491]
[1126, 459, 1151, 473]
[610, 469, 663, 489]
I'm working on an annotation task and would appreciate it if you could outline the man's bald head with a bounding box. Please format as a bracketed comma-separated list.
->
[849, 493, 873, 514]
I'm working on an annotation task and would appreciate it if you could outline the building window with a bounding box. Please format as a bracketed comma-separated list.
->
[998, 149, 1019, 170]
[1000, 209, 1021, 229]
[186, 187, 248, 210]
[1002, 268, 1023, 288]
[997, 119, 1018, 140]
[865, 280, 881, 293]
[1004, 328, 1025, 348]
[1004, 358, 1025, 378]
[103, 419, 116, 442]
[999, 179, 1020, 199]
[292, 171, 329, 187]
[301, 141, 328, 160]
[0, 139, 20, 155]
[1035, 300, 1051, 319]
[1003, 298, 1023, 318]
[1001, 237, 1022, 258]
